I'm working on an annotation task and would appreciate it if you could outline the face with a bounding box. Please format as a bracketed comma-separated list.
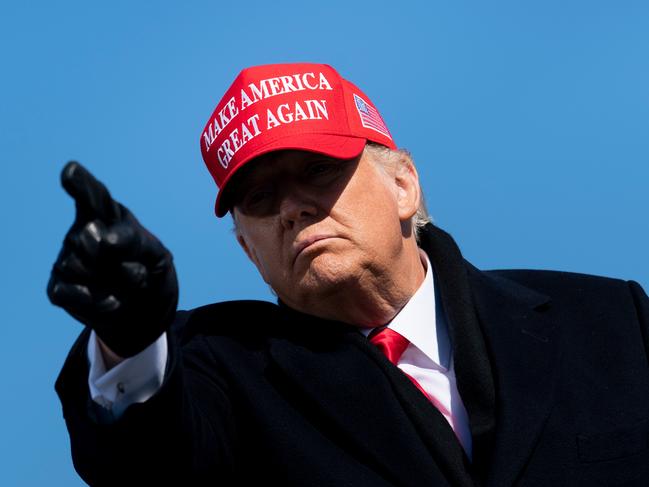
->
[231, 147, 420, 318]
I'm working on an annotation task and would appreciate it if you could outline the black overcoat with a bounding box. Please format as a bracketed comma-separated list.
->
[56, 225, 649, 486]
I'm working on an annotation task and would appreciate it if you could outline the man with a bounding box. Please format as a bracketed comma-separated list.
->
[49, 63, 649, 486]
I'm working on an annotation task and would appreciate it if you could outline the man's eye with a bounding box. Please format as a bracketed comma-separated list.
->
[246, 189, 273, 207]
[308, 163, 334, 175]
[305, 161, 345, 181]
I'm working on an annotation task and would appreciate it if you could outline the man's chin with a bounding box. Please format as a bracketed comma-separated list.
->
[284, 263, 362, 309]
[297, 252, 357, 285]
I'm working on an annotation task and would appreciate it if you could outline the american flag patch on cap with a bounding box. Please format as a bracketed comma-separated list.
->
[353, 94, 391, 139]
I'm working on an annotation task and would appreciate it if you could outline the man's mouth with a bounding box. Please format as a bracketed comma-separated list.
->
[293, 235, 335, 263]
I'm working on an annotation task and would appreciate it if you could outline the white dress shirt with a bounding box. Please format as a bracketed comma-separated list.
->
[88, 251, 471, 457]
[87, 330, 167, 418]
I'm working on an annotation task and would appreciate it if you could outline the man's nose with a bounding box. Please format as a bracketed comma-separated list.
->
[278, 186, 318, 230]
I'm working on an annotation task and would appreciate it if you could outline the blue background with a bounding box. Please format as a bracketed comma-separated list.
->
[1, 1, 647, 484]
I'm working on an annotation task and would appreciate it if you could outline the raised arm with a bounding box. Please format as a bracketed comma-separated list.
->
[47, 161, 178, 358]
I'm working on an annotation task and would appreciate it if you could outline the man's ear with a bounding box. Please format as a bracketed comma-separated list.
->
[394, 156, 421, 222]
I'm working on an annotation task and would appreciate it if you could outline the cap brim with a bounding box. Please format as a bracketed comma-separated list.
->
[214, 133, 367, 217]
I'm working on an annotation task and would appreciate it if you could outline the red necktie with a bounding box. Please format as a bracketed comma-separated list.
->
[369, 327, 455, 432]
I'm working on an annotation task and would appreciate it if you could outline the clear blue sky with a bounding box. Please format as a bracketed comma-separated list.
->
[1, 1, 647, 485]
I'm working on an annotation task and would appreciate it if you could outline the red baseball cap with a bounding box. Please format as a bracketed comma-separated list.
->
[200, 63, 397, 217]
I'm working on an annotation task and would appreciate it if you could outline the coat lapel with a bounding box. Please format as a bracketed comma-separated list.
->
[419, 225, 497, 479]
[466, 266, 558, 486]
[268, 315, 463, 487]
[420, 224, 559, 484]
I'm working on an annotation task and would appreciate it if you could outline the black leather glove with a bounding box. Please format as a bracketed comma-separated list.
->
[47, 162, 178, 358]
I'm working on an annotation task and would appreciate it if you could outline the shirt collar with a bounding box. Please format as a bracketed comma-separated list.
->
[361, 250, 451, 370]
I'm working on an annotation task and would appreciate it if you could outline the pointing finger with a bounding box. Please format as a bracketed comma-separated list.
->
[61, 161, 120, 223]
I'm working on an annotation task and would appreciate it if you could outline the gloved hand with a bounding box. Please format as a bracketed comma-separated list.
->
[47, 162, 178, 358]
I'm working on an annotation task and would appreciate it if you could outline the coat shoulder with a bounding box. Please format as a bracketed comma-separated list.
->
[170, 300, 283, 346]
[479, 268, 648, 343]
[483, 268, 637, 303]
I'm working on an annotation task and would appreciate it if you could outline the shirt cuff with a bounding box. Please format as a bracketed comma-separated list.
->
[87, 330, 168, 417]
